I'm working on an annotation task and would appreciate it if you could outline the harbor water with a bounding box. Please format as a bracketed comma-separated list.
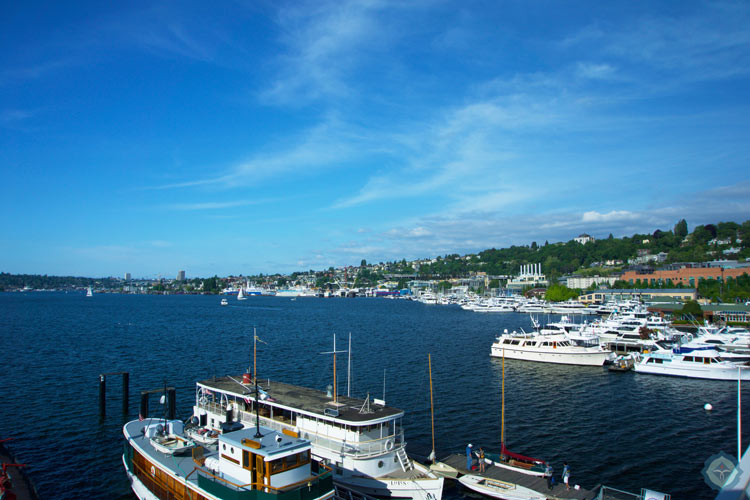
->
[1, 292, 746, 499]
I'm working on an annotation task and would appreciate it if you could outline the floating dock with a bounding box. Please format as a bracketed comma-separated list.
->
[439, 453, 596, 500]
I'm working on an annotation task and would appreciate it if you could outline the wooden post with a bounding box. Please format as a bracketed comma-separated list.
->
[99, 374, 106, 417]
[167, 388, 176, 420]
[122, 372, 129, 416]
[140, 392, 149, 420]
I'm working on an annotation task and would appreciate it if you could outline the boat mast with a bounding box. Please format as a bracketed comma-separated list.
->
[321, 334, 347, 404]
[740, 367, 743, 460]
[429, 353, 436, 463]
[347, 332, 351, 398]
[501, 348, 505, 450]
[254, 328, 257, 380]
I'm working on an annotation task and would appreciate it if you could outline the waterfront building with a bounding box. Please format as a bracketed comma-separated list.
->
[578, 288, 697, 305]
[565, 275, 619, 289]
[506, 263, 549, 290]
[177, 270, 185, 281]
[620, 265, 749, 288]
[124, 272, 131, 280]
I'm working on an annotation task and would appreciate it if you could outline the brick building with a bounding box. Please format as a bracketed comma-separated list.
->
[620, 266, 749, 287]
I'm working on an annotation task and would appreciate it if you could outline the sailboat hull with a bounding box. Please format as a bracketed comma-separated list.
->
[458, 474, 547, 500]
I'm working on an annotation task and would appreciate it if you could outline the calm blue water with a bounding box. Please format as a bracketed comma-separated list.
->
[1, 292, 746, 499]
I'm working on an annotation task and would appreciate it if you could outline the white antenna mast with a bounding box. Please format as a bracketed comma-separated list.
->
[382, 368, 386, 402]
[347, 332, 352, 398]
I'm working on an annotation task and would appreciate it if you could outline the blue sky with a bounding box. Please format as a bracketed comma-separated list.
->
[2, 1, 750, 278]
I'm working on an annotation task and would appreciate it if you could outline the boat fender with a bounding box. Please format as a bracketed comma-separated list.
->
[385, 439, 394, 451]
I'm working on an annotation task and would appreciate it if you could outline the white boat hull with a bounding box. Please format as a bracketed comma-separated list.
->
[340, 467, 444, 500]
[458, 474, 546, 500]
[634, 362, 750, 380]
[490, 345, 610, 366]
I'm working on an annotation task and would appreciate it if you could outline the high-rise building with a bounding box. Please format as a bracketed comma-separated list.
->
[177, 270, 186, 281]
[124, 272, 131, 280]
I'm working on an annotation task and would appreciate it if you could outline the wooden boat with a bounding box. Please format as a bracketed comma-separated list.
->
[124, 416, 335, 500]
[484, 348, 548, 477]
[429, 461, 459, 478]
[190, 334, 444, 500]
[458, 474, 547, 500]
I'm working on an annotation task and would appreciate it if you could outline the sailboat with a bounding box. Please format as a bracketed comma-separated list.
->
[428, 353, 461, 479]
[86, 286, 93, 297]
[237, 287, 246, 300]
[482, 349, 548, 476]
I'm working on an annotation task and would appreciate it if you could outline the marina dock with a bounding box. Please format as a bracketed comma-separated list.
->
[439, 453, 596, 500]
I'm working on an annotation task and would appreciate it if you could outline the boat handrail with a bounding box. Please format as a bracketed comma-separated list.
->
[235, 409, 404, 458]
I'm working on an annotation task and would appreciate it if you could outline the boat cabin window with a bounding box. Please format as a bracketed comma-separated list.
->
[510, 340, 520, 345]
[704, 358, 711, 365]
[269, 450, 310, 475]
[683, 356, 693, 362]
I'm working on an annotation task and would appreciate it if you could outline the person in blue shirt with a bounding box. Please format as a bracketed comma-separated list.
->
[563, 462, 570, 490]
[466, 443, 473, 470]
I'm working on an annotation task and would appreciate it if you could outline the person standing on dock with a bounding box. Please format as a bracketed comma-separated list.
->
[466, 443, 473, 470]
[546, 464, 553, 490]
[563, 462, 570, 490]
[478, 447, 485, 472]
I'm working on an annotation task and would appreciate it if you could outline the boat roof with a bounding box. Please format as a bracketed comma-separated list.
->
[198, 375, 404, 425]
[220, 427, 310, 461]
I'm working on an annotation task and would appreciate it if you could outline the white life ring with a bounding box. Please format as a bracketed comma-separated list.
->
[150, 465, 156, 477]
[385, 439, 394, 452]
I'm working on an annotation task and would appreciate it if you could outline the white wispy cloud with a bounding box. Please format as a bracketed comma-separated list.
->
[261, 0, 388, 104]
[167, 199, 267, 211]
[581, 210, 639, 223]
[564, 4, 750, 83]
[313, 181, 750, 266]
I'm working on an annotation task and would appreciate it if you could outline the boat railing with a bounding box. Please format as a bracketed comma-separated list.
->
[236, 410, 404, 458]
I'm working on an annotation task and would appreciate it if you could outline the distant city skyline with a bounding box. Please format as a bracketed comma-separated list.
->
[2, 1, 750, 278]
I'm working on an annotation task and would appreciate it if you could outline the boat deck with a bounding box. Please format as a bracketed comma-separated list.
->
[0, 440, 40, 500]
[125, 419, 210, 487]
[440, 453, 596, 500]
[199, 375, 404, 422]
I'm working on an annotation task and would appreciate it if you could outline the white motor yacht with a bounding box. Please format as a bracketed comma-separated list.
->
[634, 348, 750, 381]
[490, 329, 611, 366]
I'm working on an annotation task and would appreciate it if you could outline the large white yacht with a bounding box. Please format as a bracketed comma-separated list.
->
[634, 348, 750, 381]
[191, 375, 443, 500]
[490, 329, 611, 366]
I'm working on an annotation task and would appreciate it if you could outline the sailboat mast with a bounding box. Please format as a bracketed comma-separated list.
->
[501, 348, 505, 448]
[429, 353, 435, 462]
[333, 334, 337, 403]
[253, 327, 257, 380]
[347, 333, 351, 398]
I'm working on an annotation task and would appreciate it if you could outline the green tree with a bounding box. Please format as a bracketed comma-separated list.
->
[545, 284, 581, 302]
[674, 219, 688, 238]
[678, 300, 703, 319]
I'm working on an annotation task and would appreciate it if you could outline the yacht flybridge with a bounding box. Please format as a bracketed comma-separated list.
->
[192, 375, 444, 500]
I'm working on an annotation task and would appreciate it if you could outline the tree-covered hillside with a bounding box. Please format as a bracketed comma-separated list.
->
[390, 220, 750, 279]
